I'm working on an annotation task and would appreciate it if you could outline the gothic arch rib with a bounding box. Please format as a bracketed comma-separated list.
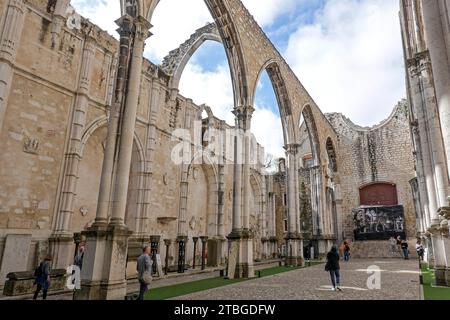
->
[161, 23, 222, 89]
[138, 0, 250, 107]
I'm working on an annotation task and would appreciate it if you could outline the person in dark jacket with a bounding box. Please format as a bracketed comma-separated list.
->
[401, 240, 409, 260]
[33, 254, 52, 300]
[325, 245, 342, 292]
[74, 245, 85, 270]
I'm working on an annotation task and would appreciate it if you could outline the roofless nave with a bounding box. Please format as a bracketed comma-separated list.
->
[0, 0, 448, 299]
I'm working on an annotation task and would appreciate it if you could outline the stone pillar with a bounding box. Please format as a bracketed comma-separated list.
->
[110, 17, 151, 226]
[217, 164, 226, 237]
[95, 15, 134, 226]
[178, 165, 189, 236]
[200, 236, 208, 270]
[284, 144, 304, 266]
[164, 239, 171, 275]
[192, 237, 199, 269]
[438, 207, 450, 286]
[50, 37, 97, 268]
[227, 106, 254, 279]
[421, 1, 450, 187]
[0, 0, 25, 133]
[407, 51, 449, 285]
[74, 15, 151, 300]
[150, 235, 160, 274]
[177, 236, 187, 273]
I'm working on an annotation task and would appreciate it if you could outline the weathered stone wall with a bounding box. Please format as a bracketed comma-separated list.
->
[0, 0, 272, 280]
[325, 100, 417, 240]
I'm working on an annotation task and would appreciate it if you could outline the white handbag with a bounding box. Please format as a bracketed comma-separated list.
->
[141, 270, 153, 285]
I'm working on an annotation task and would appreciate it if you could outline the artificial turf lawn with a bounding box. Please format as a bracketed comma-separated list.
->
[421, 263, 450, 300]
[145, 262, 322, 300]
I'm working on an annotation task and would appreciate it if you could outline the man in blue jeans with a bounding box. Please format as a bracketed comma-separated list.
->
[325, 246, 343, 292]
[401, 240, 409, 260]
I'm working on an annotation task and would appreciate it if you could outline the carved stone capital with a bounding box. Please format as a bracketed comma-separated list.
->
[233, 105, 255, 124]
[407, 50, 431, 77]
[438, 207, 450, 220]
[284, 144, 300, 156]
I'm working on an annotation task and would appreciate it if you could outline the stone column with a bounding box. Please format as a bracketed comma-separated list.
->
[284, 144, 303, 266]
[0, 0, 25, 133]
[178, 165, 189, 236]
[110, 17, 151, 226]
[50, 37, 96, 268]
[164, 239, 171, 275]
[94, 15, 134, 226]
[200, 236, 208, 270]
[421, 1, 450, 187]
[438, 207, 450, 286]
[177, 236, 187, 273]
[407, 51, 449, 285]
[227, 106, 254, 279]
[75, 15, 151, 300]
[192, 237, 199, 269]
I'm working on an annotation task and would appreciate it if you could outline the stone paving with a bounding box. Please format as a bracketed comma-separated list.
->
[172, 259, 421, 300]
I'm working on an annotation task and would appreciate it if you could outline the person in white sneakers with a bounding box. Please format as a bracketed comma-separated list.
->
[325, 245, 342, 292]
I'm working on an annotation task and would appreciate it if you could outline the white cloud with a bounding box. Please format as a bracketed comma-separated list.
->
[284, 0, 406, 126]
[71, 0, 120, 37]
[179, 62, 234, 124]
[70, 0, 406, 157]
[251, 107, 285, 159]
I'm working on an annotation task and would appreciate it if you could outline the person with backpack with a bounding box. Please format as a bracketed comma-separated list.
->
[74, 245, 85, 270]
[325, 245, 342, 292]
[33, 254, 52, 300]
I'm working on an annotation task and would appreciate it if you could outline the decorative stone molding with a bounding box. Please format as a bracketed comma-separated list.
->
[23, 136, 39, 155]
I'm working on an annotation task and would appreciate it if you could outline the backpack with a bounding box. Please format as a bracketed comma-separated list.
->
[34, 263, 43, 278]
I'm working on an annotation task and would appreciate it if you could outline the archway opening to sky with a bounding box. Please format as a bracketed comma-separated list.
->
[253, 70, 285, 171]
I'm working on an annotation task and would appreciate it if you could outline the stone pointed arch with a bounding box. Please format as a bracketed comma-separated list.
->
[326, 137, 338, 173]
[253, 60, 296, 145]
[301, 105, 321, 166]
[161, 23, 222, 90]
[140, 0, 250, 107]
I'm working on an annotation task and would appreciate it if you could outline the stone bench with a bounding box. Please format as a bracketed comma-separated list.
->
[3, 269, 67, 296]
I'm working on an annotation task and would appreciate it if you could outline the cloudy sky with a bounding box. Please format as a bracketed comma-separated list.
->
[72, 0, 406, 159]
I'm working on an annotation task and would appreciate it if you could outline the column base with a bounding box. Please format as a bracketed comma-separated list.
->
[48, 234, 75, 269]
[284, 233, 304, 267]
[74, 224, 132, 300]
[227, 230, 255, 279]
[435, 266, 448, 287]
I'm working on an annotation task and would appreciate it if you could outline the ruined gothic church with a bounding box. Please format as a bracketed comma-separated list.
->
[0, 0, 448, 299]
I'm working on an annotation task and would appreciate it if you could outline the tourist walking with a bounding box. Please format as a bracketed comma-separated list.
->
[137, 245, 153, 300]
[74, 245, 85, 270]
[396, 236, 402, 255]
[325, 245, 342, 292]
[343, 241, 351, 262]
[389, 236, 397, 256]
[416, 240, 424, 262]
[401, 239, 409, 260]
[33, 254, 52, 300]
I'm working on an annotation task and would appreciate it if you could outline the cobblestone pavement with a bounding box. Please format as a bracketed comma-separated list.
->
[23, 261, 281, 300]
[172, 259, 421, 300]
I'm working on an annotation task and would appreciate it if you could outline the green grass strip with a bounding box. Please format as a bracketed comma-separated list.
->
[420, 263, 450, 300]
[145, 262, 322, 300]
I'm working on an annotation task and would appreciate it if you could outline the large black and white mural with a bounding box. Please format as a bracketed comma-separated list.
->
[353, 205, 406, 241]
